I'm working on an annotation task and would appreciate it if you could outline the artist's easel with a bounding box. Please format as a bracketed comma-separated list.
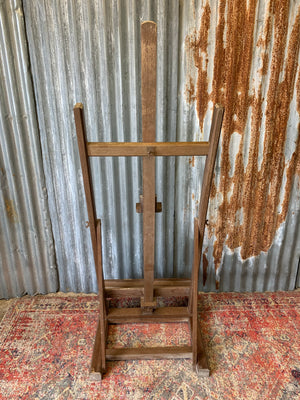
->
[74, 21, 224, 379]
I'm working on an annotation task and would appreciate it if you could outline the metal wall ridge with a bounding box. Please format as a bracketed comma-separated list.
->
[0, 0, 58, 298]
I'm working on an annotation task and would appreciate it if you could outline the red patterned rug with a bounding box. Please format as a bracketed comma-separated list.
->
[0, 291, 299, 399]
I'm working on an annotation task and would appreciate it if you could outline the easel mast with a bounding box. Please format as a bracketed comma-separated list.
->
[141, 22, 157, 310]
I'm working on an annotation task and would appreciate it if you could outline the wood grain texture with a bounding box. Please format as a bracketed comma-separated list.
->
[104, 278, 191, 287]
[198, 104, 224, 231]
[141, 21, 157, 141]
[73, 104, 97, 266]
[90, 319, 103, 376]
[105, 286, 190, 298]
[191, 104, 224, 369]
[196, 319, 210, 375]
[87, 142, 210, 157]
[97, 220, 106, 370]
[142, 154, 156, 306]
[106, 347, 192, 360]
[107, 306, 191, 323]
[90, 220, 107, 376]
[104, 278, 191, 297]
[141, 21, 157, 306]
[191, 217, 200, 368]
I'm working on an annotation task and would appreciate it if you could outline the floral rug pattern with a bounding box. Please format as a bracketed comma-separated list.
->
[0, 291, 299, 399]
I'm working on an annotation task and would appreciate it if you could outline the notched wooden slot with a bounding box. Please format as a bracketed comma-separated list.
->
[141, 297, 157, 314]
[136, 195, 162, 213]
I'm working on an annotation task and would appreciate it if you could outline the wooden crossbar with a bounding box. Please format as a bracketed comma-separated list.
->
[74, 20, 224, 380]
[106, 347, 193, 360]
[107, 306, 191, 323]
[104, 278, 191, 297]
[87, 142, 210, 157]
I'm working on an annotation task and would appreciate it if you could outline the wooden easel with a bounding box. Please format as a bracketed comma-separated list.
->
[74, 21, 224, 379]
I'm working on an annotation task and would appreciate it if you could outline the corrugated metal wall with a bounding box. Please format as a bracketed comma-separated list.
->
[182, 0, 300, 291]
[23, 0, 183, 293]
[0, 0, 299, 298]
[0, 0, 58, 298]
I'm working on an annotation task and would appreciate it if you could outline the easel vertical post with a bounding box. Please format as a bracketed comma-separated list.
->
[90, 219, 107, 378]
[141, 22, 157, 309]
[74, 104, 107, 378]
[73, 104, 97, 263]
[190, 104, 224, 370]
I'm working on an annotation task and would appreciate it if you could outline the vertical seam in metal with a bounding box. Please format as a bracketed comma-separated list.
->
[21, 0, 59, 290]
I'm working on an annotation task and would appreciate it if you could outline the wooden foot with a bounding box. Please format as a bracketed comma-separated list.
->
[90, 318, 106, 377]
[195, 364, 210, 377]
[89, 371, 103, 381]
[196, 320, 210, 376]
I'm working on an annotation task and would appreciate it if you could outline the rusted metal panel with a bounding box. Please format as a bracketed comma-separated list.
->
[21, 0, 300, 294]
[0, 0, 58, 298]
[184, 0, 300, 291]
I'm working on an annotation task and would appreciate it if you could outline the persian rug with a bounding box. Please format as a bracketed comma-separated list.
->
[0, 291, 299, 399]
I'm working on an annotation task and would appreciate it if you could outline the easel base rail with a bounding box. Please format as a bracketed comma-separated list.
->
[107, 307, 191, 323]
[104, 278, 191, 298]
[106, 346, 193, 360]
[90, 300, 210, 379]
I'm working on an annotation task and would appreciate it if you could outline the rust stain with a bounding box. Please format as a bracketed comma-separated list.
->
[5, 199, 18, 223]
[185, 76, 196, 103]
[280, 63, 300, 216]
[186, 1, 300, 268]
[257, 1, 273, 76]
[185, 2, 211, 131]
[189, 156, 195, 167]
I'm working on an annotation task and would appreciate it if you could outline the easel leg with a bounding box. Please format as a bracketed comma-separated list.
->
[190, 105, 224, 374]
[90, 220, 107, 378]
[191, 218, 200, 370]
[190, 218, 210, 375]
[196, 320, 210, 376]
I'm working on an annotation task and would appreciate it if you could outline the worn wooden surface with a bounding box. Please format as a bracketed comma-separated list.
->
[74, 104, 97, 266]
[141, 21, 157, 307]
[104, 278, 191, 298]
[106, 347, 193, 360]
[87, 142, 210, 157]
[90, 220, 107, 375]
[196, 319, 210, 376]
[190, 104, 224, 369]
[105, 278, 191, 287]
[107, 306, 191, 323]
[136, 195, 162, 214]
